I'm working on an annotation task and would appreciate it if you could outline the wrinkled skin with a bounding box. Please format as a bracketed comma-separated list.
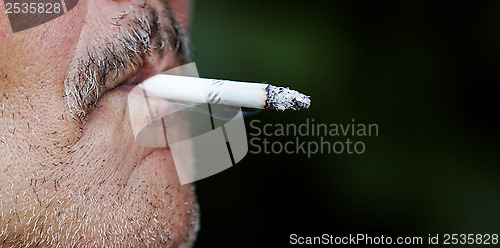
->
[0, 0, 198, 247]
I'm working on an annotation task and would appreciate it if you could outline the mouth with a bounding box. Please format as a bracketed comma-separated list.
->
[113, 58, 173, 91]
[108, 53, 184, 150]
[65, 1, 190, 119]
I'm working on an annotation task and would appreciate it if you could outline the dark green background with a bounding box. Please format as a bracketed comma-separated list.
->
[190, 1, 500, 247]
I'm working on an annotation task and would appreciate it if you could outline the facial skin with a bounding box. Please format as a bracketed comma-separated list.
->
[0, 0, 198, 247]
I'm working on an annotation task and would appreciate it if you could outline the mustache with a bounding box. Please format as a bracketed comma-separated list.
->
[64, 3, 189, 119]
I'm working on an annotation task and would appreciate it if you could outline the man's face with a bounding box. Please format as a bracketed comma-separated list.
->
[0, 0, 198, 247]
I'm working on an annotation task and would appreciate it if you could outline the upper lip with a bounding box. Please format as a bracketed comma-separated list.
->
[119, 62, 165, 88]
[110, 45, 183, 92]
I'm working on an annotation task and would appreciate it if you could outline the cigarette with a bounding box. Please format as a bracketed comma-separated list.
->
[139, 74, 311, 111]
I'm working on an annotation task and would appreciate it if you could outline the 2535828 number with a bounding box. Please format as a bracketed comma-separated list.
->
[443, 234, 498, 245]
[5, 2, 62, 14]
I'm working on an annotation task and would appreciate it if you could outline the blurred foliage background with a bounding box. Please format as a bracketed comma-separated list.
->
[190, 0, 500, 246]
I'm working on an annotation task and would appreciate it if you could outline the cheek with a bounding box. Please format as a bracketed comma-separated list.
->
[0, 0, 88, 125]
[1, 1, 88, 70]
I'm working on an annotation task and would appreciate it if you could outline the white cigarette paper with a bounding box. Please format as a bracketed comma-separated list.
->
[139, 74, 311, 111]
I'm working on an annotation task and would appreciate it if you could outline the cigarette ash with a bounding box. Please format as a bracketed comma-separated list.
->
[265, 85, 311, 111]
